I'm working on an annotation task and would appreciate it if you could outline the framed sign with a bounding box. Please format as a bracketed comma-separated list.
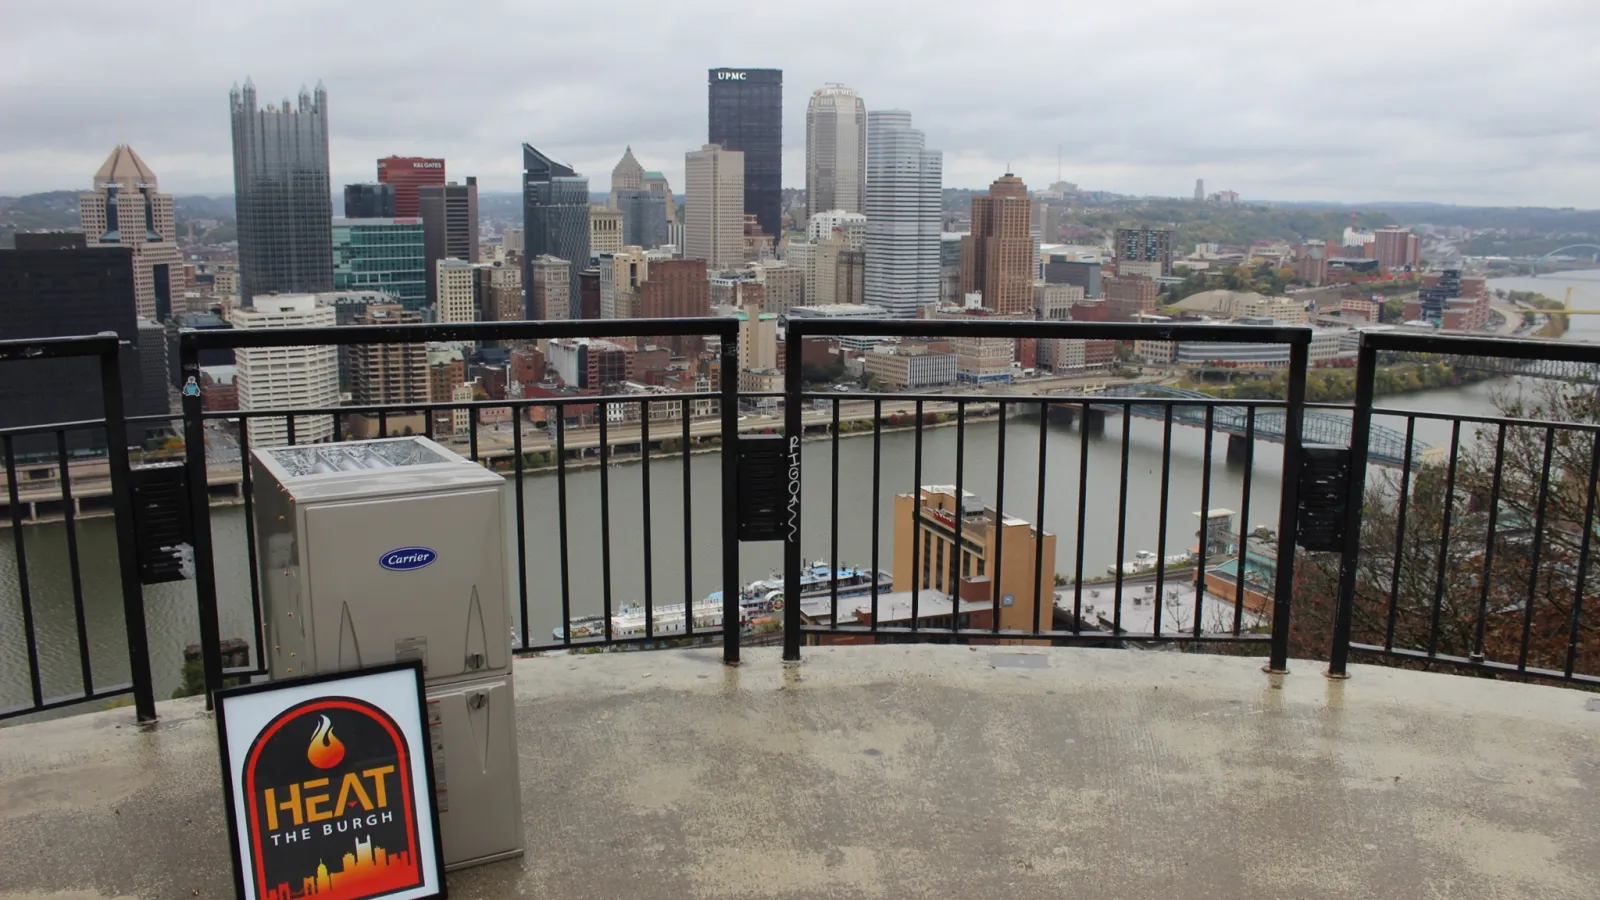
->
[216, 661, 447, 900]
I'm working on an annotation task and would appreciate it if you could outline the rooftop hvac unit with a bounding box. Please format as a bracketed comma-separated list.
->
[251, 436, 523, 870]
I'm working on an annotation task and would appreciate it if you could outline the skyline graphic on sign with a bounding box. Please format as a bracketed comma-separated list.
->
[263, 836, 416, 900]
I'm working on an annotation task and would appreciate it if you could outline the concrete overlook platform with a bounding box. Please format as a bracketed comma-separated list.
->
[1, 645, 1598, 899]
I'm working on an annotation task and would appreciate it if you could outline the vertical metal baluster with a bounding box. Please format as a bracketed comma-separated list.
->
[992, 401, 1007, 634]
[1563, 432, 1600, 679]
[1383, 418, 1416, 651]
[286, 415, 297, 446]
[1154, 403, 1173, 636]
[1073, 401, 1088, 634]
[512, 402, 529, 649]
[1194, 406, 1214, 638]
[556, 411, 572, 645]
[238, 418, 264, 667]
[57, 430, 92, 693]
[1519, 427, 1556, 671]
[469, 411, 480, 462]
[682, 398, 694, 636]
[911, 400, 924, 630]
[871, 399, 881, 633]
[952, 401, 966, 635]
[599, 404, 613, 641]
[641, 400, 653, 638]
[5, 435, 43, 708]
[1034, 400, 1050, 635]
[1112, 406, 1132, 634]
[378, 409, 388, 439]
[424, 404, 435, 441]
[1426, 421, 1462, 657]
[1231, 408, 1255, 635]
[1471, 424, 1508, 661]
[830, 397, 841, 627]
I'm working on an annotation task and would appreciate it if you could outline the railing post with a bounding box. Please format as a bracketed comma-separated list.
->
[782, 322, 803, 662]
[719, 325, 742, 665]
[1327, 342, 1378, 679]
[1265, 338, 1310, 675]
[179, 336, 226, 707]
[99, 336, 157, 722]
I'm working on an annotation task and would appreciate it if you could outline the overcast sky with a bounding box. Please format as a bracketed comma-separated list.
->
[3, 0, 1597, 206]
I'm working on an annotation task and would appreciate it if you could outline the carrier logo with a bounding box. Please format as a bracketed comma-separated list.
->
[716, 70, 747, 81]
[380, 547, 437, 571]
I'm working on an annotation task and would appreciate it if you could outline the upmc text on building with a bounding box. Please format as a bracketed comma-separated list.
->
[716, 70, 746, 80]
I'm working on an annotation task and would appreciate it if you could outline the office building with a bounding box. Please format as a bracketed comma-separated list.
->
[529, 255, 572, 320]
[940, 233, 964, 305]
[1373, 227, 1421, 270]
[331, 217, 426, 310]
[615, 189, 669, 249]
[1044, 255, 1102, 297]
[548, 339, 634, 389]
[1104, 274, 1160, 321]
[961, 173, 1033, 316]
[232, 294, 338, 447]
[435, 258, 478, 324]
[600, 247, 650, 319]
[610, 146, 644, 208]
[684, 144, 745, 270]
[343, 183, 395, 218]
[806, 85, 867, 219]
[807, 210, 867, 247]
[753, 262, 804, 317]
[474, 260, 523, 327]
[1114, 227, 1173, 277]
[590, 205, 624, 256]
[376, 156, 445, 218]
[522, 143, 589, 318]
[78, 144, 181, 321]
[708, 67, 782, 239]
[578, 266, 602, 319]
[864, 344, 957, 389]
[640, 258, 710, 356]
[230, 80, 333, 301]
[0, 244, 161, 455]
[349, 303, 428, 416]
[892, 485, 1056, 634]
[864, 110, 943, 318]
[641, 170, 676, 223]
[419, 178, 479, 307]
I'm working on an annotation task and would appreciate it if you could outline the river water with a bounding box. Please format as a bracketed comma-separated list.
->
[0, 375, 1523, 710]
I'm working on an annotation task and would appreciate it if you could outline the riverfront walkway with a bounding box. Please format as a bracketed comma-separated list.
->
[2, 646, 1597, 899]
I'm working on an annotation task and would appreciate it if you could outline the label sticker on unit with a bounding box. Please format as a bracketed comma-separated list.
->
[395, 637, 428, 675]
[426, 700, 448, 813]
[380, 547, 437, 572]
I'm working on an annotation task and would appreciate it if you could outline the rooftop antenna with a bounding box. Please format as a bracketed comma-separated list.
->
[1057, 144, 1062, 182]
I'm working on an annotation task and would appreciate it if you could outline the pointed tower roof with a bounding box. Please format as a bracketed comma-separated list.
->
[94, 144, 158, 188]
[612, 146, 645, 190]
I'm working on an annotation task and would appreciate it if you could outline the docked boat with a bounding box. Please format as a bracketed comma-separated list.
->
[1107, 550, 1196, 576]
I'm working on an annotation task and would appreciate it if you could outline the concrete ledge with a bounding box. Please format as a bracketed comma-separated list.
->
[2, 646, 1598, 899]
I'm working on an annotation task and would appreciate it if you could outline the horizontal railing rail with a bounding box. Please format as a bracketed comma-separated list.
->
[781, 319, 1311, 670]
[0, 333, 155, 723]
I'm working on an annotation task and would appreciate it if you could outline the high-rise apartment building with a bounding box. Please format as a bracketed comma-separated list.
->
[232, 294, 338, 447]
[230, 80, 333, 301]
[350, 304, 427, 405]
[589, 205, 624, 257]
[435, 258, 478, 324]
[529, 255, 572, 320]
[78, 144, 181, 321]
[419, 178, 479, 309]
[331, 217, 426, 309]
[343, 183, 396, 218]
[961, 173, 1034, 317]
[708, 67, 782, 239]
[684, 144, 745, 271]
[1372, 227, 1421, 270]
[864, 110, 943, 318]
[522, 143, 589, 318]
[1113, 227, 1173, 277]
[376, 156, 445, 218]
[805, 85, 867, 220]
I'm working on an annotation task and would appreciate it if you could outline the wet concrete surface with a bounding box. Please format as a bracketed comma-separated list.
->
[2, 645, 1598, 899]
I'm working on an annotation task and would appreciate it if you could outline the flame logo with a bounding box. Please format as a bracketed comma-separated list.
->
[306, 715, 345, 769]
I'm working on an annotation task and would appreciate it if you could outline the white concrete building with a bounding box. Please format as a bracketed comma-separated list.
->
[864, 111, 942, 318]
[436, 258, 477, 324]
[684, 144, 745, 271]
[807, 210, 867, 248]
[233, 294, 338, 447]
[805, 86, 867, 220]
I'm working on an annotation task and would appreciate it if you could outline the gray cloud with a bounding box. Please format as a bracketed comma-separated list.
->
[1, 0, 1596, 206]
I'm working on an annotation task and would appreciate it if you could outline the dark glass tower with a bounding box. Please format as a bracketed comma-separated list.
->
[522, 144, 590, 318]
[708, 67, 782, 240]
[344, 183, 395, 218]
[230, 79, 333, 301]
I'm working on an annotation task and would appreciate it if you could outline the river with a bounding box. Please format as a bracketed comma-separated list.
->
[1486, 268, 1600, 340]
[0, 375, 1525, 710]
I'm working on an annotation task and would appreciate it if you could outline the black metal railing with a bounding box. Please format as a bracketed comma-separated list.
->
[781, 319, 1313, 671]
[1329, 331, 1600, 685]
[0, 334, 155, 722]
[178, 318, 743, 706]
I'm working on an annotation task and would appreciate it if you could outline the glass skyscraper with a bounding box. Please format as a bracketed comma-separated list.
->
[708, 67, 782, 240]
[522, 144, 590, 318]
[332, 218, 426, 310]
[229, 79, 333, 301]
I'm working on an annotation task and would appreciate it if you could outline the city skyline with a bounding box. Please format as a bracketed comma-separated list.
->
[2, 0, 1595, 207]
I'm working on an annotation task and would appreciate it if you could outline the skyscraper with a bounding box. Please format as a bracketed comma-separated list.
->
[419, 178, 479, 306]
[961, 173, 1034, 316]
[610, 146, 644, 209]
[232, 294, 339, 447]
[684, 144, 745, 271]
[230, 79, 333, 301]
[864, 110, 942, 318]
[805, 85, 867, 220]
[332, 217, 426, 309]
[522, 144, 589, 318]
[615, 189, 669, 249]
[708, 67, 782, 239]
[376, 156, 446, 218]
[78, 144, 181, 321]
[344, 183, 396, 218]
